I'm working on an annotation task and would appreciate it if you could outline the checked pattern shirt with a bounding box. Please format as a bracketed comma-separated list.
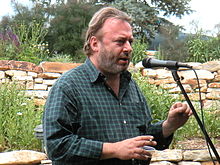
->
[43, 58, 172, 165]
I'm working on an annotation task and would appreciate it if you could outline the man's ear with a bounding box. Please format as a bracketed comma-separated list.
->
[90, 36, 99, 52]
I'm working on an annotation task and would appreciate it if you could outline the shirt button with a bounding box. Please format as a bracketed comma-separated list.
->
[123, 120, 127, 124]
[119, 102, 122, 106]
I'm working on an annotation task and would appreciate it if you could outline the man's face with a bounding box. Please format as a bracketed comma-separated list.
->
[95, 18, 133, 75]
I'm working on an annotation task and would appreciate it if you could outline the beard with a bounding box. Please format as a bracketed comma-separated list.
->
[97, 46, 131, 75]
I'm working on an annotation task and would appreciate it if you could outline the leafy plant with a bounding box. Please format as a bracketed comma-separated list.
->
[131, 39, 148, 65]
[186, 30, 220, 63]
[173, 108, 220, 148]
[0, 20, 49, 64]
[0, 82, 42, 151]
[132, 72, 219, 149]
[132, 72, 175, 122]
[48, 53, 74, 63]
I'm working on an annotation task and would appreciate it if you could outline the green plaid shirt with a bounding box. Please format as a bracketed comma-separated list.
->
[43, 58, 173, 165]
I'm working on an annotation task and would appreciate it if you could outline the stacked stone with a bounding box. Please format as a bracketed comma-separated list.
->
[0, 149, 219, 165]
[140, 61, 220, 112]
[0, 60, 81, 106]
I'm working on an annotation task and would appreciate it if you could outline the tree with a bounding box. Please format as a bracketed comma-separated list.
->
[157, 24, 189, 62]
[94, 0, 192, 42]
[45, 0, 99, 61]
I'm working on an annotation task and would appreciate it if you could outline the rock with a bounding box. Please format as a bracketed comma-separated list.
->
[201, 161, 220, 165]
[25, 90, 49, 99]
[27, 71, 38, 78]
[142, 68, 158, 78]
[181, 79, 207, 89]
[153, 78, 175, 85]
[40, 61, 82, 73]
[5, 70, 27, 77]
[178, 93, 206, 101]
[206, 91, 220, 100]
[34, 78, 43, 83]
[168, 85, 192, 94]
[43, 79, 57, 86]
[34, 98, 46, 106]
[12, 76, 33, 82]
[151, 149, 182, 162]
[195, 61, 220, 72]
[38, 72, 61, 79]
[155, 69, 173, 79]
[183, 149, 220, 161]
[208, 83, 220, 88]
[34, 84, 48, 90]
[0, 60, 42, 73]
[213, 75, 220, 82]
[179, 70, 214, 80]
[178, 161, 201, 165]
[0, 150, 47, 165]
[0, 71, 5, 79]
[150, 161, 175, 165]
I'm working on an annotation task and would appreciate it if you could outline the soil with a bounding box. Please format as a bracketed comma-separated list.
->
[174, 137, 220, 150]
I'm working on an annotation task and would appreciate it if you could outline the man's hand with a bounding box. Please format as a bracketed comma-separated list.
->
[101, 136, 156, 160]
[162, 102, 192, 137]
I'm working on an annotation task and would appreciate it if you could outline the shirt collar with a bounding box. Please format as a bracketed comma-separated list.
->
[85, 58, 131, 83]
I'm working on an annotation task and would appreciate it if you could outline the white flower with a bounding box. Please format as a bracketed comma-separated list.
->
[21, 103, 27, 106]
[17, 112, 23, 116]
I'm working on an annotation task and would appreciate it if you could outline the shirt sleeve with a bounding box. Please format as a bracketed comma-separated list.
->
[147, 120, 173, 150]
[43, 81, 103, 161]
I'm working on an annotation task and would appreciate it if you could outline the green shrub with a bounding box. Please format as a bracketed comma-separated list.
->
[131, 39, 148, 65]
[186, 30, 220, 62]
[132, 72, 175, 122]
[0, 20, 49, 64]
[132, 72, 219, 148]
[0, 82, 42, 151]
[48, 53, 74, 63]
[173, 107, 220, 147]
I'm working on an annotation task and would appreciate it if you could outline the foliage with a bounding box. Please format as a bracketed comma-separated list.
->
[48, 53, 74, 63]
[132, 72, 175, 122]
[173, 108, 220, 148]
[132, 72, 219, 148]
[156, 24, 189, 62]
[96, 0, 192, 41]
[186, 30, 220, 63]
[0, 82, 42, 151]
[131, 39, 148, 65]
[0, 20, 49, 64]
[45, 0, 99, 59]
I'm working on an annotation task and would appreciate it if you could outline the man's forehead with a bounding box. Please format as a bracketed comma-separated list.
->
[102, 18, 133, 36]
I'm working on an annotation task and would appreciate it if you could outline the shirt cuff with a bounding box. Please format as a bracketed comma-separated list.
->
[78, 138, 103, 159]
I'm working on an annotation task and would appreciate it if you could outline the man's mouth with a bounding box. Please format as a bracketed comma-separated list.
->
[118, 57, 130, 65]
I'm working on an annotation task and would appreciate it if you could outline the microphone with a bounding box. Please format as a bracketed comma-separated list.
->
[142, 58, 192, 69]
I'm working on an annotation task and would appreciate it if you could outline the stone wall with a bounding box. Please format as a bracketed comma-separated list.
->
[0, 60, 220, 110]
[0, 60, 220, 164]
[0, 149, 220, 165]
[0, 60, 81, 106]
[138, 60, 220, 112]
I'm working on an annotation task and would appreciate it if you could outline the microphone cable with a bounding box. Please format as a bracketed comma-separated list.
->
[192, 68, 216, 165]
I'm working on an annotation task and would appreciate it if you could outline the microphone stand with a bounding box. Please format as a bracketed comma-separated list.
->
[171, 69, 220, 163]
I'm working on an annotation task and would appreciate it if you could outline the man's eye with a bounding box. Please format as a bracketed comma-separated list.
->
[117, 40, 125, 44]
[129, 40, 133, 45]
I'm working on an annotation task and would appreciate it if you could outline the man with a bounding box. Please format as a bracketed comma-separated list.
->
[43, 7, 192, 165]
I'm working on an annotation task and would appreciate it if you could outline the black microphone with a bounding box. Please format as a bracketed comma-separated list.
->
[142, 58, 192, 69]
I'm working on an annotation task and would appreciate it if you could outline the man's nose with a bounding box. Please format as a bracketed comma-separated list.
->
[123, 40, 133, 53]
